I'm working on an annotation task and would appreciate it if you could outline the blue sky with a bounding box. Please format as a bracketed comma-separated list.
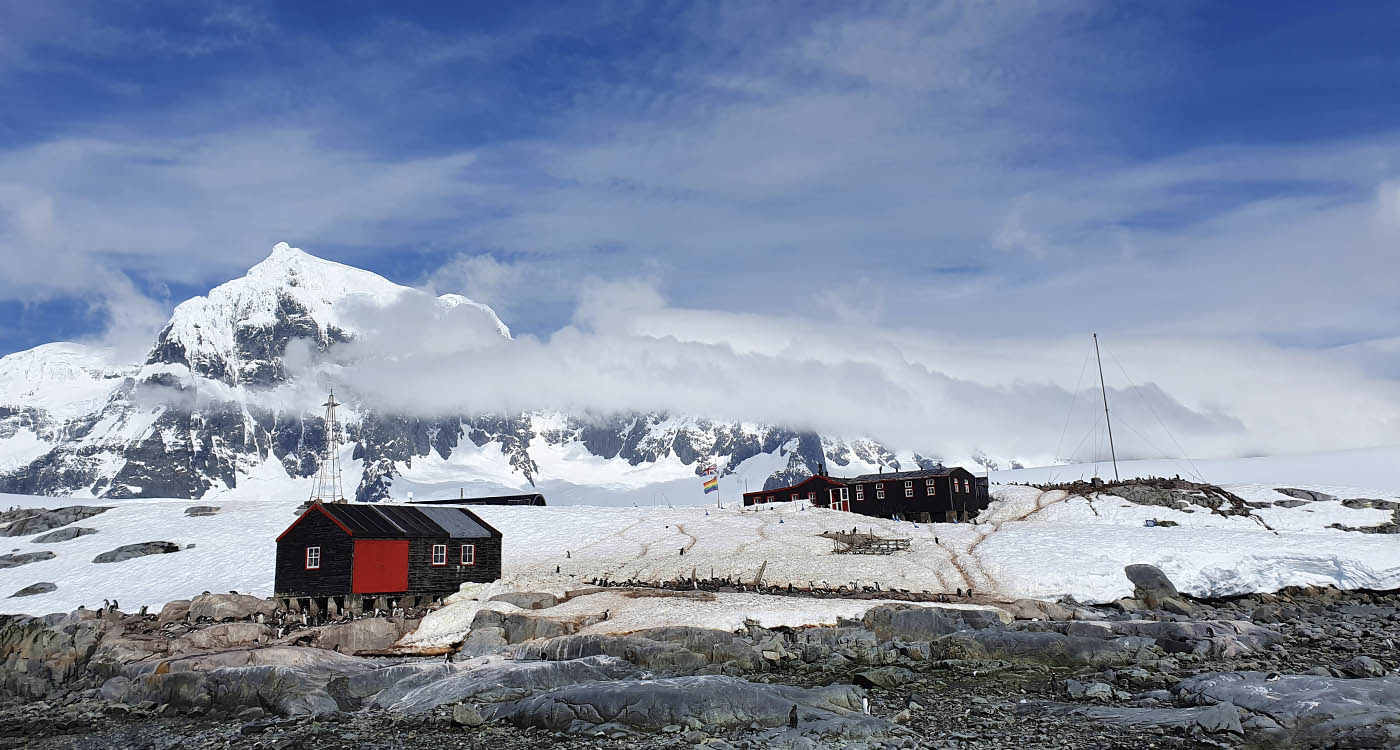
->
[1, 1, 1398, 382]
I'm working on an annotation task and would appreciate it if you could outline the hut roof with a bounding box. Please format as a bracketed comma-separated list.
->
[281, 502, 500, 541]
[843, 467, 964, 483]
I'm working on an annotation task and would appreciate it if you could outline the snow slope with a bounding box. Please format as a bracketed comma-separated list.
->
[989, 445, 1400, 492]
[2, 448, 1397, 617]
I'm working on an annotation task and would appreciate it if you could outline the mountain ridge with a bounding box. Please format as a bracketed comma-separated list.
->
[0, 244, 939, 504]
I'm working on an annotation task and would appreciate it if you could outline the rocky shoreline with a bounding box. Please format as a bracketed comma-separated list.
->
[3, 569, 1399, 749]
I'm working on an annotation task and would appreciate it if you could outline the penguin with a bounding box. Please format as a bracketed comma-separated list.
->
[787, 705, 798, 728]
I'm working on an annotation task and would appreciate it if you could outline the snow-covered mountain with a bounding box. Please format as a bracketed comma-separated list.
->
[0, 244, 936, 504]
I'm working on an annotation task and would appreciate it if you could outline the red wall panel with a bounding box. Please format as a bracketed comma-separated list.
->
[352, 540, 409, 594]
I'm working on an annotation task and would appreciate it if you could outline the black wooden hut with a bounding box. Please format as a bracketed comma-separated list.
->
[274, 502, 502, 611]
[842, 467, 982, 523]
[742, 475, 851, 509]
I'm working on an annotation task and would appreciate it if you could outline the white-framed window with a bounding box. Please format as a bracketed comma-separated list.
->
[840, 487, 849, 501]
[431, 544, 447, 566]
[856, 489, 865, 501]
[460, 544, 476, 566]
[905, 480, 913, 488]
[926, 479, 936, 494]
[876, 482, 883, 489]
[808, 492, 815, 500]
[876, 490, 885, 499]
[305, 546, 321, 570]
[767, 495, 774, 503]
[905, 486, 914, 498]
[964, 479, 971, 492]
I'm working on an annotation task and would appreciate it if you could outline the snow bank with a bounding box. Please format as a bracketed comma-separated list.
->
[2, 456, 1397, 617]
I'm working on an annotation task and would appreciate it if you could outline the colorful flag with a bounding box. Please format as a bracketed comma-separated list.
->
[701, 463, 719, 493]
[703, 476, 719, 494]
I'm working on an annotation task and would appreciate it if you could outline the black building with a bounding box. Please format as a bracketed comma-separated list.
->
[274, 502, 502, 610]
[742, 475, 851, 509]
[741, 466, 988, 523]
[842, 467, 983, 522]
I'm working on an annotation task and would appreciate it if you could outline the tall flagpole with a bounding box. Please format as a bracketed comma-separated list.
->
[1093, 334, 1120, 482]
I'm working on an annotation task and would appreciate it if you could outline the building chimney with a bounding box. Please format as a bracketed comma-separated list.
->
[460, 487, 464, 499]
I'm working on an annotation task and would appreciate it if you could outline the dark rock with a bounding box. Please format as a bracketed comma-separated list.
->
[852, 667, 916, 689]
[1340, 655, 1386, 678]
[489, 592, 559, 610]
[1123, 565, 1179, 608]
[495, 674, 889, 737]
[8, 582, 56, 597]
[184, 506, 221, 517]
[1177, 671, 1400, 747]
[1274, 488, 1336, 503]
[0, 551, 56, 568]
[92, 542, 180, 563]
[0, 506, 110, 537]
[30, 526, 99, 543]
[187, 593, 278, 621]
[862, 604, 1005, 641]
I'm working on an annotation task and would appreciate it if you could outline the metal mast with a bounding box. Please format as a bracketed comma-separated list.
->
[310, 391, 346, 503]
[1093, 334, 1119, 482]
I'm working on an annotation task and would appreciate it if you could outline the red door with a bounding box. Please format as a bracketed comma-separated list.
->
[352, 540, 409, 593]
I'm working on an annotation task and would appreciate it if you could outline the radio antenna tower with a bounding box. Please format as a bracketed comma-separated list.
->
[310, 390, 346, 503]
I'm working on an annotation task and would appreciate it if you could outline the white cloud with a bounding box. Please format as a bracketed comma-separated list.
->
[303, 281, 1400, 466]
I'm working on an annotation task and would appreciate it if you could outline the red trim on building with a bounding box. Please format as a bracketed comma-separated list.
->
[276, 503, 355, 542]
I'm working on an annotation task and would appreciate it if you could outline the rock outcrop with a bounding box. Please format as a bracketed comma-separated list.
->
[0, 506, 109, 537]
[30, 526, 99, 543]
[0, 551, 56, 568]
[8, 582, 56, 597]
[91, 542, 181, 563]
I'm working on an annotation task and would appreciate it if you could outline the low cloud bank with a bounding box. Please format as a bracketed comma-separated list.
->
[293, 282, 1400, 466]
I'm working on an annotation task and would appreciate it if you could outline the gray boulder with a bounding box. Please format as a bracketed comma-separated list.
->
[1124, 564, 1180, 608]
[183, 506, 221, 517]
[1066, 680, 1114, 701]
[172, 623, 275, 652]
[489, 592, 560, 610]
[862, 604, 1005, 641]
[853, 666, 916, 689]
[0, 551, 56, 568]
[187, 593, 278, 621]
[0, 506, 110, 537]
[512, 633, 713, 672]
[8, 582, 56, 597]
[1083, 619, 1282, 659]
[1193, 701, 1243, 735]
[452, 702, 487, 726]
[157, 599, 191, 624]
[1176, 671, 1400, 747]
[1341, 655, 1387, 678]
[1274, 487, 1336, 503]
[495, 674, 886, 737]
[373, 655, 642, 713]
[1024, 702, 1243, 734]
[933, 629, 1148, 667]
[999, 598, 1080, 621]
[92, 542, 180, 563]
[31, 527, 99, 543]
[313, 617, 411, 654]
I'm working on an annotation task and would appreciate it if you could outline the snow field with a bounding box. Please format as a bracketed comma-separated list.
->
[2, 468, 1398, 622]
